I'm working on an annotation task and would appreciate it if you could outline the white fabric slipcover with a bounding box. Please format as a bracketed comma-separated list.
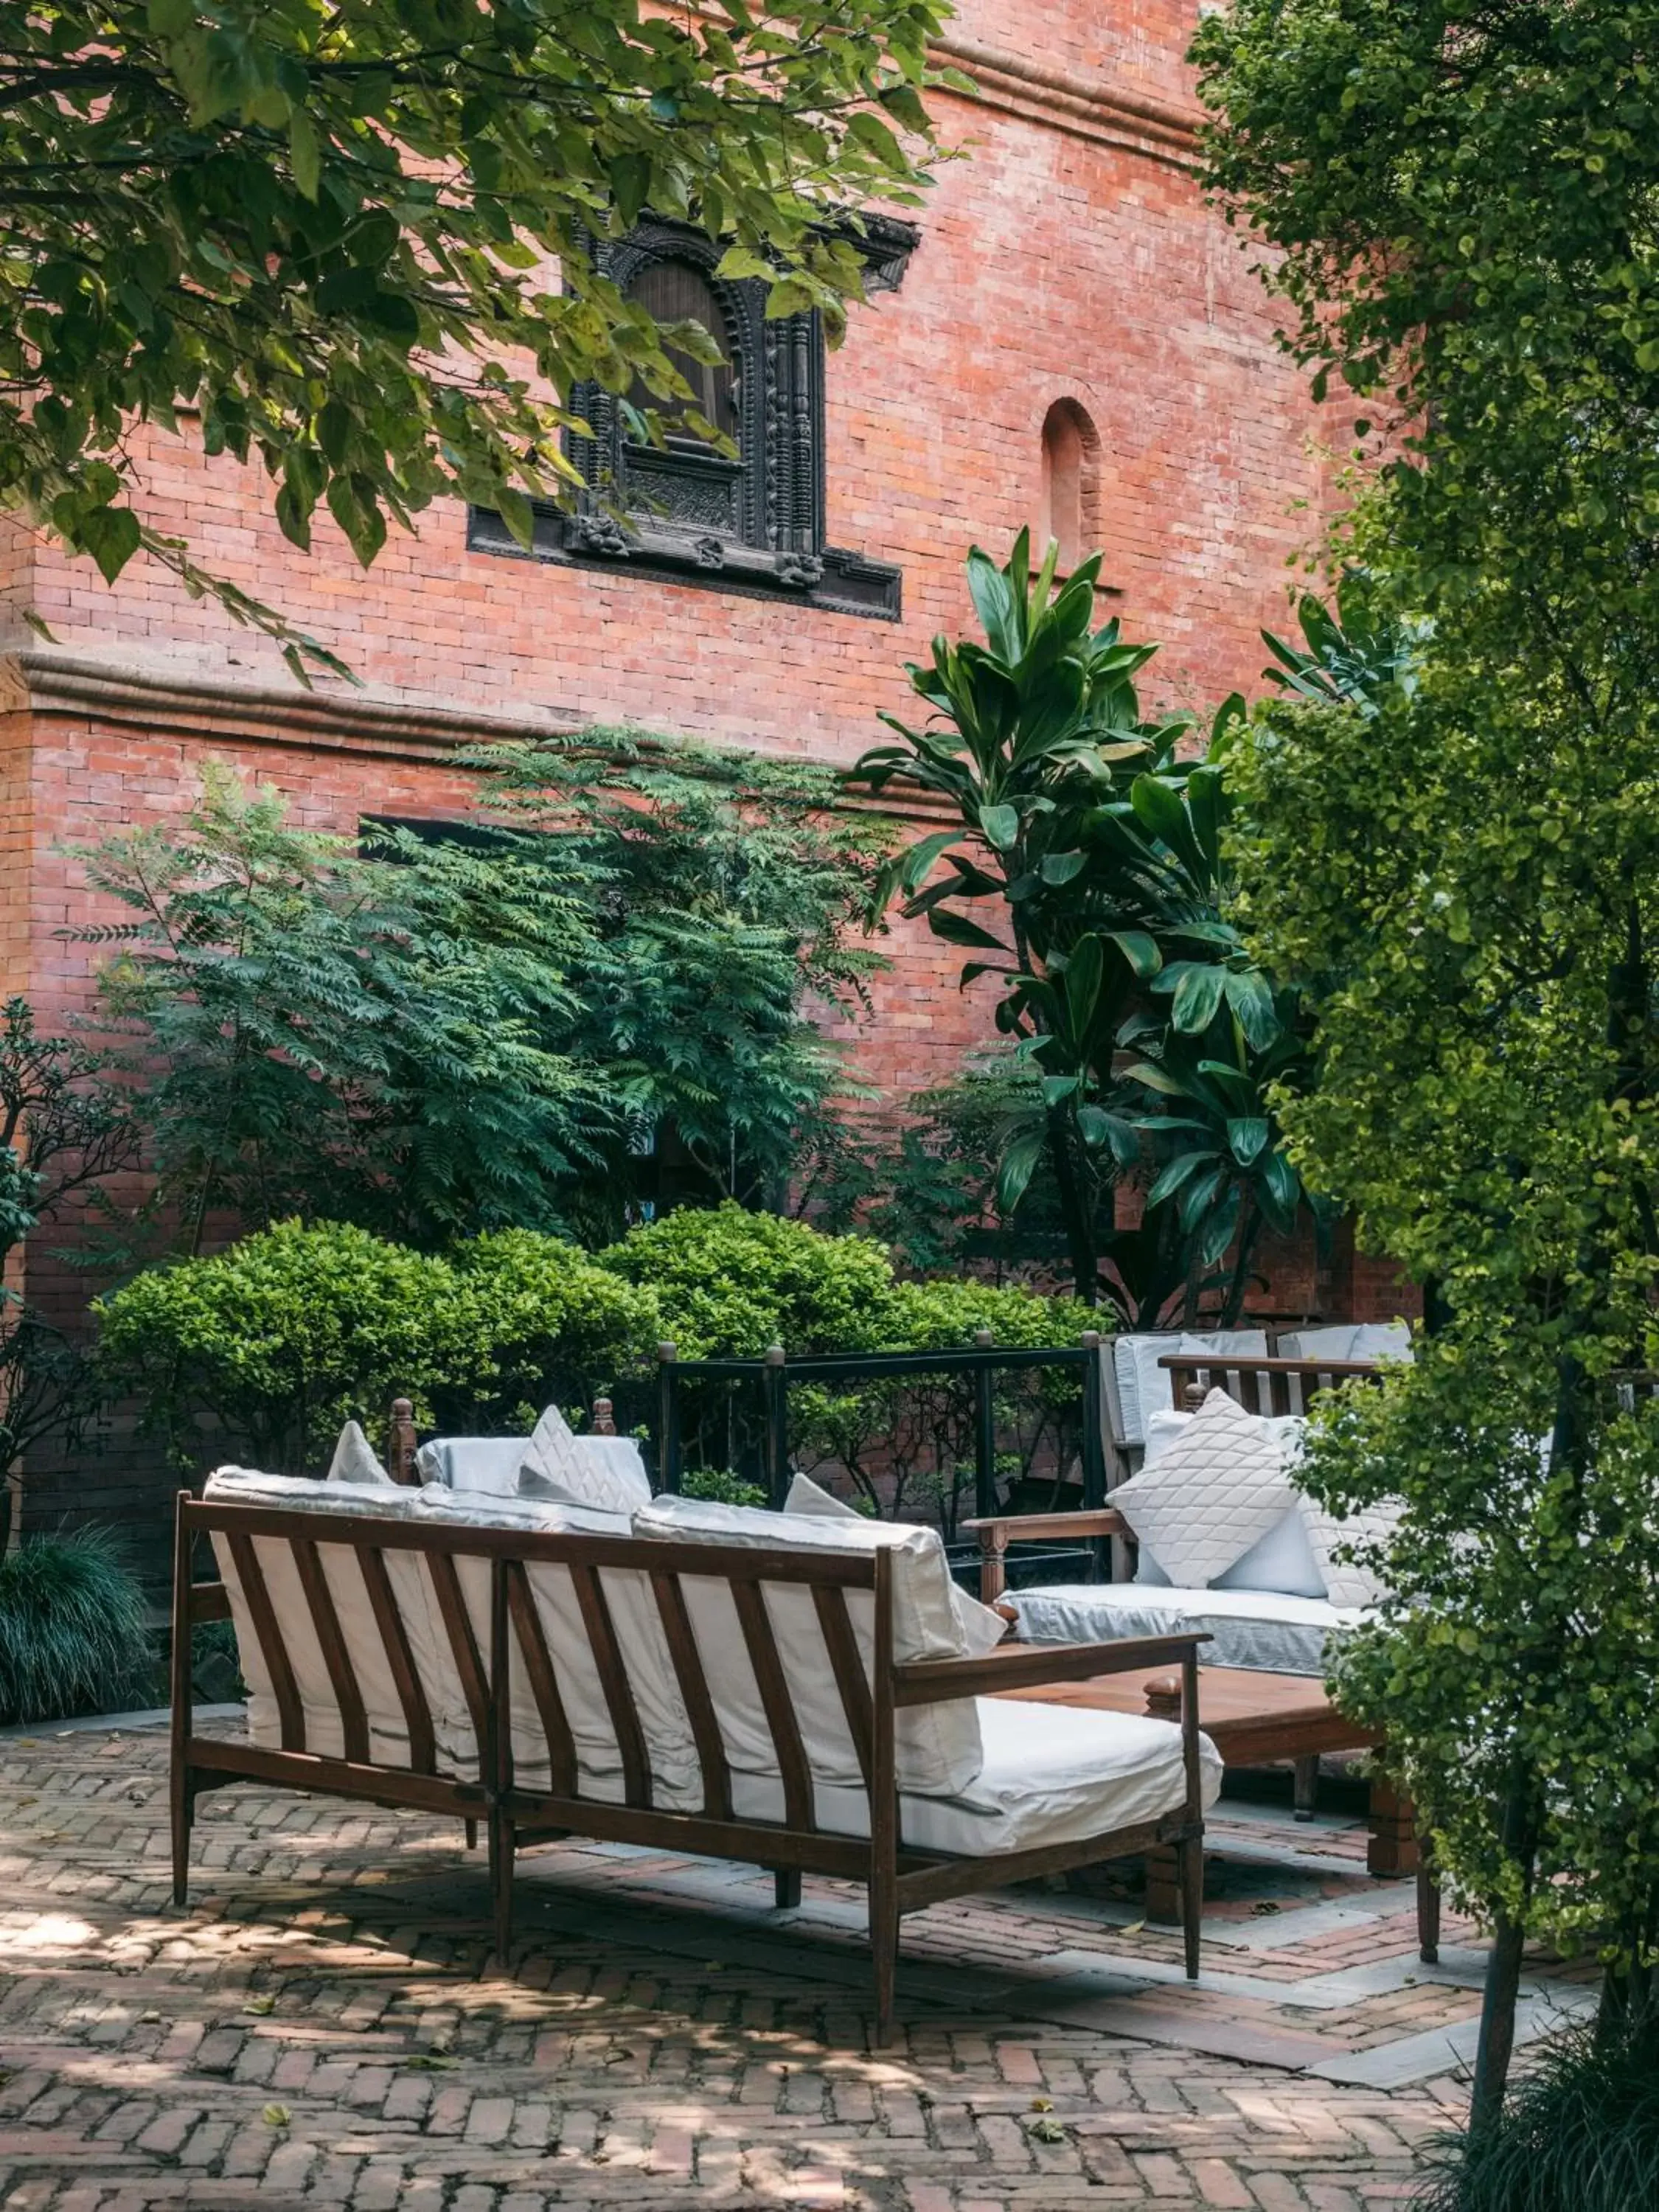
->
[730, 1697, 1222, 1855]
[414, 1428, 650, 1513]
[632, 1492, 984, 1796]
[1005, 1579, 1367, 1677]
[204, 1469, 456, 1767]
[785, 1472, 1009, 1658]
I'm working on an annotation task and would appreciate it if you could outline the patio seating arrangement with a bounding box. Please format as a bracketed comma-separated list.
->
[171, 1429, 1222, 2043]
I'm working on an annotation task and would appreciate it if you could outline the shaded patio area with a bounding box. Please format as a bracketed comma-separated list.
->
[0, 1718, 1594, 2210]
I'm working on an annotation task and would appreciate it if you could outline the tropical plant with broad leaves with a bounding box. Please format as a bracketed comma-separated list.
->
[1262, 573, 1425, 717]
[848, 529, 1310, 1315]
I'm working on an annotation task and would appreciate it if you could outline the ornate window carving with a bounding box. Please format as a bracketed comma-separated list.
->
[467, 215, 917, 619]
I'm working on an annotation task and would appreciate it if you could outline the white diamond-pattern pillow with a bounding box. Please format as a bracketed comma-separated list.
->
[518, 1405, 650, 1516]
[1110, 1388, 1297, 1587]
[1298, 1495, 1402, 1607]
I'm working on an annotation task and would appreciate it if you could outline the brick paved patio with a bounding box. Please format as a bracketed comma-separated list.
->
[0, 1719, 1591, 2210]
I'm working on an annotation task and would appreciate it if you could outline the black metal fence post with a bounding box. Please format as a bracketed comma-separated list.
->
[761, 1342, 788, 1509]
[656, 1340, 682, 1495]
[1079, 1329, 1110, 1580]
[973, 1328, 996, 1520]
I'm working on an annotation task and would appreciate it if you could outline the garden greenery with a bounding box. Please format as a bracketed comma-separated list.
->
[0, 0, 948, 672]
[1197, 0, 1659, 2119]
[0, 1527, 153, 1725]
[78, 741, 883, 1252]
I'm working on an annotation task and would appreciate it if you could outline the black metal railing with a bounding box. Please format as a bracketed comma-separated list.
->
[650, 1332, 1110, 1587]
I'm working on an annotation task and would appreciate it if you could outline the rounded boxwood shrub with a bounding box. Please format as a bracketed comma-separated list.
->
[442, 1229, 661, 1430]
[598, 1202, 905, 1357]
[0, 1528, 153, 1725]
[97, 1219, 469, 1472]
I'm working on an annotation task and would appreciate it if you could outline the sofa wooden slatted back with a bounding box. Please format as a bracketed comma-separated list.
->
[173, 1492, 1212, 2041]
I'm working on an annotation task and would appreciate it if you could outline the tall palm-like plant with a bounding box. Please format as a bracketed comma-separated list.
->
[850, 531, 1312, 1312]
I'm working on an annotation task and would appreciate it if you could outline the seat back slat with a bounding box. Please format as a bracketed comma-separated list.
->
[291, 1537, 369, 1765]
[650, 1568, 731, 1820]
[732, 1577, 815, 1833]
[813, 1584, 874, 1791]
[568, 1561, 653, 1809]
[427, 1552, 490, 1753]
[358, 1546, 437, 1775]
[226, 1531, 305, 1753]
[505, 1562, 578, 1800]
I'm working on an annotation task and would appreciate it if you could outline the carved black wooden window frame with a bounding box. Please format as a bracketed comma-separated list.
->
[467, 215, 917, 621]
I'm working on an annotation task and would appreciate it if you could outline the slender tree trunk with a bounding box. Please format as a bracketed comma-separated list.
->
[1045, 1102, 1098, 1305]
[1470, 1758, 1540, 2131]
[1219, 1200, 1265, 1328]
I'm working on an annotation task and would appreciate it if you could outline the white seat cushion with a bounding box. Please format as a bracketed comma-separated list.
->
[728, 1697, 1222, 1854]
[632, 1493, 984, 1795]
[1004, 1582, 1367, 1677]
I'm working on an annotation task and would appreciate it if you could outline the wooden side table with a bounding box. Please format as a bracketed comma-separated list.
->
[998, 1663, 1440, 1958]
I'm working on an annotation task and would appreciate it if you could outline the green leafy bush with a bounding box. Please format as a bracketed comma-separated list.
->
[97, 1220, 470, 1472]
[1414, 2020, 1659, 2212]
[442, 1230, 661, 1430]
[0, 1528, 153, 1725]
[98, 1220, 660, 1473]
[598, 1202, 904, 1357]
[681, 1468, 768, 1508]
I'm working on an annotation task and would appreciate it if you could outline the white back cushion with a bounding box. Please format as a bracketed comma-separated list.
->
[785, 1472, 1008, 1658]
[326, 1421, 391, 1485]
[414, 1436, 524, 1494]
[1113, 1331, 1270, 1446]
[204, 1470, 456, 1768]
[633, 1493, 984, 1796]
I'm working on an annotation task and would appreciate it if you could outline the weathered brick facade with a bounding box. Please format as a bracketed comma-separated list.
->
[0, 2, 1404, 1557]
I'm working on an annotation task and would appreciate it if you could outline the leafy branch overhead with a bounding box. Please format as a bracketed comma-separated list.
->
[0, 0, 953, 673]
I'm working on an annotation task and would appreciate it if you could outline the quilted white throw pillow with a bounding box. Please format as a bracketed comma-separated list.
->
[325, 1420, 391, 1486]
[1110, 1387, 1298, 1588]
[518, 1404, 651, 1515]
[1298, 1495, 1402, 1607]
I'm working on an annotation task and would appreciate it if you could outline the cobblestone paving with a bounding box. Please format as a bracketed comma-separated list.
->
[0, 1723, 1588, 2210]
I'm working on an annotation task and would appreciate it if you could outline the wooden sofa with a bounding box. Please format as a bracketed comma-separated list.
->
[171, 1487, 1218, 2042]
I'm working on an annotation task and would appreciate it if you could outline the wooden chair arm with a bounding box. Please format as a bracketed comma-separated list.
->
[961, 1508, 1130, 1601]
[961, 1509, 1130, 1544]
[893, 1632, 1210, 1708]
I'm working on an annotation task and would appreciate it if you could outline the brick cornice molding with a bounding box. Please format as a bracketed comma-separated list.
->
[1, 647, 962, 827]
[3, 648, 585, 765]
[933, 35, 1203, 171]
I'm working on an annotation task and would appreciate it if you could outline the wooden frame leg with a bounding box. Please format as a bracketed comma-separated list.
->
[1145, 1843, 1180, 1924]
[489, 1810, 515, 1964]
[1178, 1833, 1203, 1980]
[773, 1867, 801, 1910]
[465, 1818, 479, 1851]
[1417, 1839, 1441, 1965]
[1367, 1776, 1420, 1878]
[171, 1769, 193, 1908]
[869, 1872, 898, 2048]
[1293, 1754, 1319, 1821]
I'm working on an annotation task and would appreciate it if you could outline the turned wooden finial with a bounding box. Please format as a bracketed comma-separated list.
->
[1183, 1379, 1209, 1412]
[388, 1397, 418, 1485]
[591, 1395, 617, 1436]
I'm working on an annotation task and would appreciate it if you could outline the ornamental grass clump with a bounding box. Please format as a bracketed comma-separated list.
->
[0, 1528, 153, 1725]
[1414, 2020, 1659, 2212]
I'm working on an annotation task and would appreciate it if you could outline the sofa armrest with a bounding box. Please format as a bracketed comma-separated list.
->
[892, 1631, 1208, 1708]
[960, 1507, 1130, 1601]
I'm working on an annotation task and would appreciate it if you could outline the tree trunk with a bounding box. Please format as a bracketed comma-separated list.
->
[1470, 1760, 1540, 2131]
[1045, 1102, 1098, 1304]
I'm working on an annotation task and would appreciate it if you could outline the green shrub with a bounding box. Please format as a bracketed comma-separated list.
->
[0, 1528, 153, 1725]
[598, 1202, 903, 1357]
[1414, 2020, 1659, 2212]
[444, 1230, 661, 1430]
[97, 1220, 471, 1472]
[681, 1467, 768, 1507]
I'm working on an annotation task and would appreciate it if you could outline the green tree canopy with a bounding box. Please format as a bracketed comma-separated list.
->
[1, 0, 948, 672]
[1196, 0, 1659, 2120]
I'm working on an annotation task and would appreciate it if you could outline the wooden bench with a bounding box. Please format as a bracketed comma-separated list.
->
[172, 1490, 1217, 2042]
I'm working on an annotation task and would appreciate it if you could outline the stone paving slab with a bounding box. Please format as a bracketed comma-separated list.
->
[0, 1721, 1588, 2209]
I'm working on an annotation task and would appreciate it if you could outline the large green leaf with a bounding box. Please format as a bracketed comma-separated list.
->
[1170, 964, 1226, 1033]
